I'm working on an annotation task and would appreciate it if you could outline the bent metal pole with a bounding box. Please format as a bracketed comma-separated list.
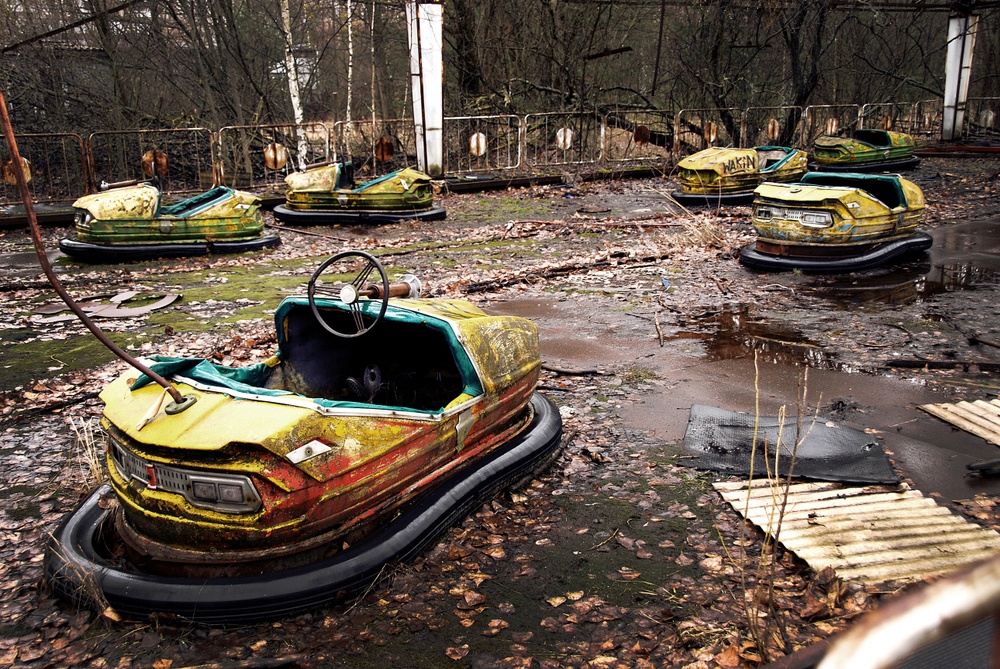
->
[0, 87, 195, 413]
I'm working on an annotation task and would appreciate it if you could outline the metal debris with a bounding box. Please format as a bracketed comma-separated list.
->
[714, 479, 1000, 585]
[33, 291, 180, 322]
[683, 404, 898, 484]
[920, 399, 1000, 446]
[817, 555, 1000, 669]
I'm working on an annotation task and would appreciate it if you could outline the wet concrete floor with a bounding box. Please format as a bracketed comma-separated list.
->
[806, 219, 1000, 309]
[0, 249, 63, 278]
[491, 220, 1000, 504]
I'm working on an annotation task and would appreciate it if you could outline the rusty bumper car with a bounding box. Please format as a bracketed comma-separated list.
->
[59, 182, 279, 263]
[812, 129, 920, 172]
[739, 172, 932, 273]
[272, 161, 446, 225]
[672, 145, 809, 206]
[45, 251, 561, 622]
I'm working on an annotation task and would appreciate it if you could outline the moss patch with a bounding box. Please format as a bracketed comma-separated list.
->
[0, 333, 121, 391]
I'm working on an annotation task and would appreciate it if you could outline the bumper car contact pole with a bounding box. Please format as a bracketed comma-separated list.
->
[0, 89, 195, 414]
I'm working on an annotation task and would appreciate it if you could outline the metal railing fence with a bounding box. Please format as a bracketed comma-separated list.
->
[675, 108, 742, 154]
[88, 128, 213, 194]
[602, 109, 674, 164]
[333, 118, 417, 179]
[1, 133, 87, 205]
[442, 115, 521, 174]
[965, 98, 1000, 142]
[523, 111, 604, 167]
[3, 98, 996, 209]
[217, 123, 331, 190]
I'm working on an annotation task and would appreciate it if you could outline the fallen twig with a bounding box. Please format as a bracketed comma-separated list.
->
[542, 363, 612, 376]
[885, 359, 1000, 372]
[173, 656, 306, 669]
[265, 223, 351, 241]
[464, 251, 672, 293]
[513, 217, 682, 229]
[971, 336, 1000, 350]
[588, 527, 620, 551]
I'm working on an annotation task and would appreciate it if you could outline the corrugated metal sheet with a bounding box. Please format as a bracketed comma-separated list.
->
[919, 399, 1000, 446]
[714, 479, 1000, 585]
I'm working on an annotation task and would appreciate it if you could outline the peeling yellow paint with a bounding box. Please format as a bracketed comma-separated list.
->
[678, 146, 808, 195]
[285, 164, 435, 211]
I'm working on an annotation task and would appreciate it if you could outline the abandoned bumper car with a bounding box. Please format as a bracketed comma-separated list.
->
[672, 145, 809, 206]
[59, 181, 279, 263]
[812, 128, 920, 172]
[45, 251, 561, 622]
[273, 161, 446, 225]
[739, 172, 932, 272]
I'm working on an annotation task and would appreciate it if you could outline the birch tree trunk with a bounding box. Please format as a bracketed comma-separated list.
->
[280, 0, 308, 169]
[346, 0, 354, 153]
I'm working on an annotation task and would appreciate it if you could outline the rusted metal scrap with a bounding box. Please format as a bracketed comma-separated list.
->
[33, 291, 180, 322]
[816, 554, 1000, 669]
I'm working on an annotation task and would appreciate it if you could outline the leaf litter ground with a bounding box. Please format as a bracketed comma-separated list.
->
[1, 157, 999, 668]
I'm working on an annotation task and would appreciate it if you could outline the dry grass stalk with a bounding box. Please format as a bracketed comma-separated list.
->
[70, 416, 107, 490]
[723, 354, 822, 663]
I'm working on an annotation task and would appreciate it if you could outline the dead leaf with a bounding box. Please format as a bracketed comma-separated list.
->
[699, 555, 724, 572]
[715, 644, 741, 667]
[801, 594, 829, 619]
[445, 645, 470, 660]
[101, 607, 122, 622]
[615, 534, 635, 550]
[482, 619, 509, 636]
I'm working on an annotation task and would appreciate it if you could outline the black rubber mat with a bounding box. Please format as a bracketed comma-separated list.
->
[682, 404, 898, 484]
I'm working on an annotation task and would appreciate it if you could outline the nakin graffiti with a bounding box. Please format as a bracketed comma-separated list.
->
[721, 154, 757, 174]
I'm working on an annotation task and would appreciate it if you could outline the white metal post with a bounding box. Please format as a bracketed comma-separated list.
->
[406, 2, 444, 177]
[942, 14, 978, 141]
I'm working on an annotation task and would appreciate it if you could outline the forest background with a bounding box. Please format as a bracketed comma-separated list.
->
[2, 0, 999, 136]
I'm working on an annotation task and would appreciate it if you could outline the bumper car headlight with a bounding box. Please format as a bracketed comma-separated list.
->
[800, 211, 834, 228]
[682, 170, 716, 184]
[110, 438, 262, 514]
[74, 209, 94, 228]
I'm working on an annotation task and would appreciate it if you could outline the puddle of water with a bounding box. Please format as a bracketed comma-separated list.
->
[0, 249, 64, 278]
[804, 219, 1000, 308]
[670, 308, 839, 369]
[807, 260, 1000, 309]
[488, 298, 644, 368]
